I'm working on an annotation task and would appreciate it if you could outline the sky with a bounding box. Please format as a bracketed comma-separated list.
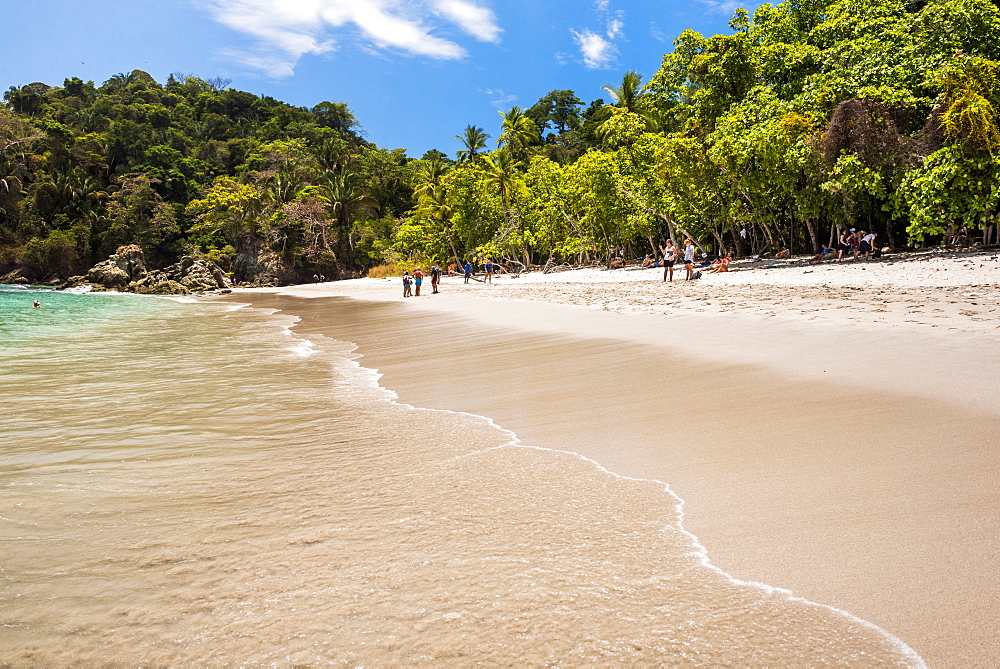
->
[1, 0, 751, 158]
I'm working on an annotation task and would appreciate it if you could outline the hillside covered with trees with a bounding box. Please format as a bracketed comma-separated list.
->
[2, 0, 999, 285]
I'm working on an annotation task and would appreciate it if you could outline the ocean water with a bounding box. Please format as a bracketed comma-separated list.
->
[0, 285, 924, 665]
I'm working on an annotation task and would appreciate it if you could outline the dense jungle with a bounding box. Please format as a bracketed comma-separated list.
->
[2, 0, 999, 284]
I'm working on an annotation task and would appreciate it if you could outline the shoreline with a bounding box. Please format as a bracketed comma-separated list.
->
[220, 254, 1000, 666]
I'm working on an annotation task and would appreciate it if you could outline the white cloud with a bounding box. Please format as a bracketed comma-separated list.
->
[606, 18, 624, 39]
[432, 0, 502, 42]
[483, 88, 517, 107]
[203, 0, 502, 76]
[698, 0, 747, 14]
[572, 0, 624, 69]
[649, 22, 670, 43]
[568, 0, 624, 69]
[571, 28, 617, 69]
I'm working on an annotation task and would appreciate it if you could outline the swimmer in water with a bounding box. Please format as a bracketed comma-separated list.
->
[33, 300, 41, 308]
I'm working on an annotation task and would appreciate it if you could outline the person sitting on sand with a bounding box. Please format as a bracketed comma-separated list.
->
[810, 244, 836, 263]
[641, 254, 653, 268]
[610, 256, 626, 269]
[775, 249, 790, 259]
[705, 254, 732, 273]
[954, 225, 969, 247]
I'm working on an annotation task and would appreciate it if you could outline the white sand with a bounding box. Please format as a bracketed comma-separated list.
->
[227, 250, 1000, 666]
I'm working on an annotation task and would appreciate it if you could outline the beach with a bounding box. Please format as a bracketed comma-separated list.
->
[230, 251, 1000, 667]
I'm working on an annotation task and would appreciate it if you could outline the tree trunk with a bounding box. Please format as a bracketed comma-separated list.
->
[731, 226, 746, 257]
[712, 227, 727, 256]
[658, 213, 679, 245]
[805, 218, 821, 253]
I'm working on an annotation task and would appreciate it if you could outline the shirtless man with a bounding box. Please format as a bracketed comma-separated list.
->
[413, 268, 424, 296]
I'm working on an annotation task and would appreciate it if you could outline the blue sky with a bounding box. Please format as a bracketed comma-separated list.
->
[1, 0, 750, 158]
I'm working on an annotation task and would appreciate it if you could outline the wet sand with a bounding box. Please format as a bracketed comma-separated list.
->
[230, 260, 1000, 666]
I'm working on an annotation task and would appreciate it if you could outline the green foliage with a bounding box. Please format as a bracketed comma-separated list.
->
[2, 0, 1000, 283]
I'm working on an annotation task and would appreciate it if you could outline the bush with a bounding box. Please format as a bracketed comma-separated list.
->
[21, 230, 79, 277]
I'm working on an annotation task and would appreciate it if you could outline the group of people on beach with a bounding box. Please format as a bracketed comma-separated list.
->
[402, 260, 498, 297]
[657, 238, 702, 281]
[622, 239, 726, 282]
[834, 228, 881, 260]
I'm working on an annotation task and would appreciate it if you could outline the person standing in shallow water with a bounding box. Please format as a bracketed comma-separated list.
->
[683, 239, 695, 280]
[661, 239, 678, 282]
[402, 272, 412, 298]
[413, 268, 423, 296]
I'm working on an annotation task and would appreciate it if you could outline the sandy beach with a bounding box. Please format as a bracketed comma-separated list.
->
[229, 250, 1000, 667]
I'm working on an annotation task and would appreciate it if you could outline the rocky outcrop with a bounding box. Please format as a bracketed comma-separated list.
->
[232, 244, 298, 286]
[157, 256, 231, 291]
[0, 269, 30, 284]
[85, 245, 146, 288]
[68, 248, 232, 295]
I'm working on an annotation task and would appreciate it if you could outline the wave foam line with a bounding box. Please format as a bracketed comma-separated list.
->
[243, 299, 929, 668]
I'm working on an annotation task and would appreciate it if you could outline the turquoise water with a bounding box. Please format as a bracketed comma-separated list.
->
[0, 284, 923, 665]
[0, 285, 180, 347]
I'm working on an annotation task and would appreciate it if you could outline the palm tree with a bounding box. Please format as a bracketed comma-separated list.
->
[318, 169, 378, 270]
[497, 107, 539, 161]
[413, 154, 450, 199]
[600, 70, 658, 132]
[455, 125, 490, 162]
[102, 72, 139, 92]
[71, 109, 105, 133]
[602, 70, 645, 113]
[482, 147, 531, 264]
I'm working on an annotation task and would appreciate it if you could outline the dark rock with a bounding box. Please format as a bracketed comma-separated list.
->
[129, 279, 191, 295]
[85, 245, 147, 288]
[1, 269, 30, 284]
[157, 256, 232, 291]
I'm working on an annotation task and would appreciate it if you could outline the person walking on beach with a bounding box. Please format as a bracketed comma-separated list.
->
[660, 239, 678, 281]
[683, 239, 695, 280]
[402, 271, 412, 297]
[430, 265, 441, 294]
[463, 261, 472, 283]
[413, 268, 423, 296]
[484, 260, 493, 284]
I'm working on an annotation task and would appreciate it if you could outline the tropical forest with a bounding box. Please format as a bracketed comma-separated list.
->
[2, 0, 999, 285]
